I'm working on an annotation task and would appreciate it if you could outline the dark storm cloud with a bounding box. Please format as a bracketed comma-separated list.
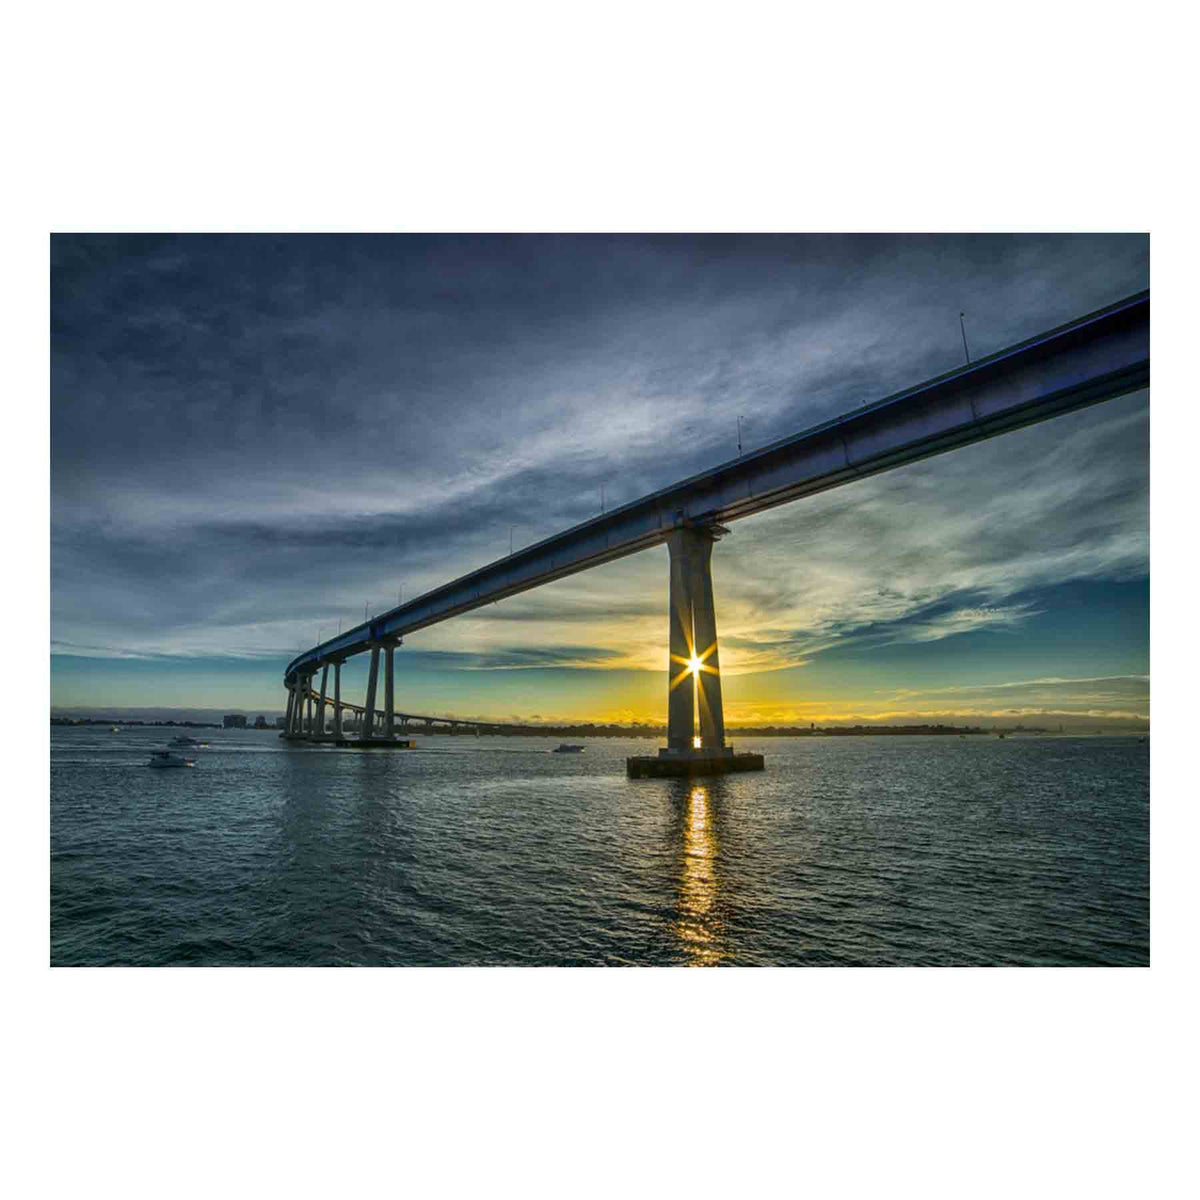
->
[50, 234, 1148, 662]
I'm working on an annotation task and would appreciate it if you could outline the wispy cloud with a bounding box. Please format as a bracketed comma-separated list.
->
[51, 235, 1149, 710]
[881, 674, 1149, 700]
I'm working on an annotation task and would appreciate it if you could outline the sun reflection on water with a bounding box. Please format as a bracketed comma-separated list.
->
[675, 784, 722, 966]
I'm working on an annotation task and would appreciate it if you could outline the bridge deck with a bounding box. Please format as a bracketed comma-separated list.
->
[285, 290, 1148, 684]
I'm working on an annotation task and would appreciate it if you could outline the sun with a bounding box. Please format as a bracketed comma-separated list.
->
[688, 654, 703, 677]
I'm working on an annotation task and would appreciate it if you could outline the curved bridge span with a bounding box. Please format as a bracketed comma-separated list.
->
[288, 680, 527, 736]
[281, 291, 1149, 761]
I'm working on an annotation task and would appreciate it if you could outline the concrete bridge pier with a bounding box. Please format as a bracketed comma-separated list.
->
[284, 674, 314, 740]
[385, 643, 396, 738]
[688, 531, 726, 751]
[627, 523, 763, 778]
[315, 638, 412, 748]
[291, 674, 309, 737]
[316, 663, 329, 737]
[333, 660, 343, 738]
[363, 644, 381, 738]
[666, 526, 696, 751]
[665, 525, 728, 751]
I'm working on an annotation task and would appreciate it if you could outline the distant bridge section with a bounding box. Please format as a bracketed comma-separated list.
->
[285, 289, 1148, 690]
[291, 681, 519, 733]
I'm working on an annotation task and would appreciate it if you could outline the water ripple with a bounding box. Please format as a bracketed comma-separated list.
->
[51, 729, 1149, 966]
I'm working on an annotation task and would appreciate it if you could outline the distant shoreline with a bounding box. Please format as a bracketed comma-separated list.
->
[50, 717, 1146, 738]
[51, 717, 223, 729]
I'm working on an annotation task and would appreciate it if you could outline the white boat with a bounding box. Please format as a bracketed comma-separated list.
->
[169, 735, 208, 747]
[148, 750, 195, 769]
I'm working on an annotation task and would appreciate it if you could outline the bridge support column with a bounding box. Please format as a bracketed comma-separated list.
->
[305, 675, 315, 736]
[666, 525, 729, 752]
[385, 644, 395, 738]
[666, 528, 697, 750]
[333, 661, 343, 738]
[628, 523, 761, 777]
[284, 686, 296, 736]
[363, 644, 380, 739]
[317, 664, 329, 737]
[688, 533, 726, 751]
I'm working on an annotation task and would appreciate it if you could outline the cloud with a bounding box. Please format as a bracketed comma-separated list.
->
[863, 673, 1151, 719]
[881, 674, 1149, 700]
[51, 235, 1149, 687]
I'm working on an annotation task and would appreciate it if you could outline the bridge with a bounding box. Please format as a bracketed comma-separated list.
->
[281, 290, 1149, 773]
[286, 680, 536, 740]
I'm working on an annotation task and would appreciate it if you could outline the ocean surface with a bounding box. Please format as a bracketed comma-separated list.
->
[50, 727, 1150, 966]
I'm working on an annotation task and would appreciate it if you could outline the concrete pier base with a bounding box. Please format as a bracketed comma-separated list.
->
[626, 747, 765, 778]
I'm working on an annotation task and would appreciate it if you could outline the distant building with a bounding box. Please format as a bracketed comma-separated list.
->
[253, 715, 268, 729]
[223, 714, 247, 728]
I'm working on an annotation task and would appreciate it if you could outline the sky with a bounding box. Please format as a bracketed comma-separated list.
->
[50, 233, 1149, 727]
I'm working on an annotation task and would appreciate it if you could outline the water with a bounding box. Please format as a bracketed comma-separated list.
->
[50, 728, 1149, 966]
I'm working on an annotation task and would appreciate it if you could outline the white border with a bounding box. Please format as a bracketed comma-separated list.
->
[9, 3, 1192, 1195]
